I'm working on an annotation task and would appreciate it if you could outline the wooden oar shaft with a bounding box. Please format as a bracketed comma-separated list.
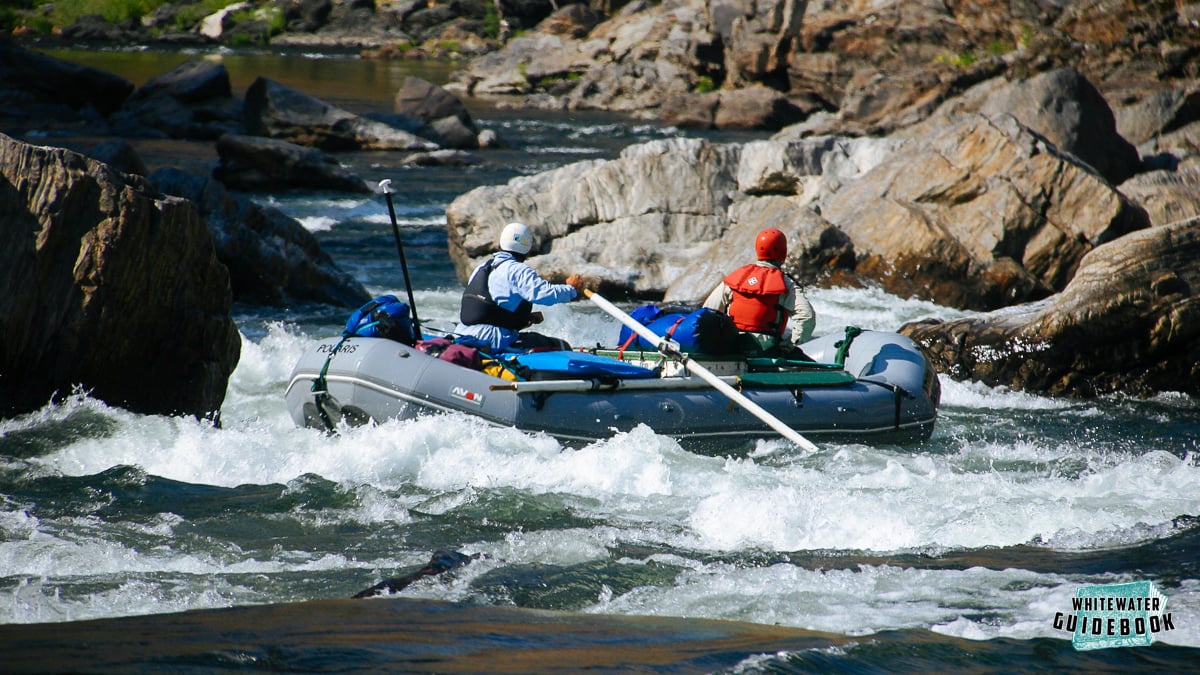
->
[583, 290, 819, 453]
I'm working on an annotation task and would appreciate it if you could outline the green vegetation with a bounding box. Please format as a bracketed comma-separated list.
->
[0, 0, 37, 33]
[693, 75, 716, 94]
[1017, 24, 1036, 49]
[228, 4, 285, 43]
[23, 0, 232, 34]
[49, 0, 158, 26]
[936, 50, 978, 68]
[171, 0, 244, 32]
[482, 5, 501, 40]
[986, 39, 1013, 56]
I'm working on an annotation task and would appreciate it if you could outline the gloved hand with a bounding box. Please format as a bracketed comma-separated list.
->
[527, 311, 545, 326]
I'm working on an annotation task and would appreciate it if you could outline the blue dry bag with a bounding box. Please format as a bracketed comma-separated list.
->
[344, 294, 416, 345]
[617, 304, 739, 355]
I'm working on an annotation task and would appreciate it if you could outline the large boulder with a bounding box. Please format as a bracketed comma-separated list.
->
[900, 218, 1200, 398]
[394, 76, 482, 149]
[394, 76, 471, 124]
[446, 137, 743, 295]
[213, 133, 370, 193]
[242, 77, 437, 151]
[816, 113, 1149, 310]
[0, 133, 240, 419]
[150, 167, 372, 308]
[0, 40, 133, 127]
[969, 68, 1142, 186]
[111, 59, 242, 140]
[446, 111, 1150, 310]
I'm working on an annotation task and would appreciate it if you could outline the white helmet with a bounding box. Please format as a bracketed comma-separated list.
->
[499, 222, 533, 255]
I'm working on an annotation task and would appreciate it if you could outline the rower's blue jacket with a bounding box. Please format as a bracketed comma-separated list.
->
[453, 252, 578, 352]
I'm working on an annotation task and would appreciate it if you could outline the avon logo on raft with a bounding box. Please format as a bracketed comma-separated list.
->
[1053, 580, 1174, 650]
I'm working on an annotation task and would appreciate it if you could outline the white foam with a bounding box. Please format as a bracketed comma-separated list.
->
[297, 215, 337, 232]
[3, 287, 1197, 643]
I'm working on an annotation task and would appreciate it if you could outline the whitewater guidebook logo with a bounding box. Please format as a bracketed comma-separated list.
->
[1053, 580, 1175, 650]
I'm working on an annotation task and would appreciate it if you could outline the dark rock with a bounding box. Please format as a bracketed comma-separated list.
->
[0, 132, 240, 420]
[242, 76, 437, 151]
[353, 550, 476, 598]
[286, 0, 334, 31]
[901, 218, 1200, 398]
[498, 0, 560, 31]
[393, 76, 481, 148]
[150, 166, 372, 308]
[60, 14, 138, 42]
[427, 115, 480, 149]
[395, 76, 473, 127]
[978, 68, 1142, 186]
[213, 133, 369, 193]
[86, 139, 149, 177]
[133, 59, 233, 104]
[0, 39, 133, 118]
[112, 88, 242, 141]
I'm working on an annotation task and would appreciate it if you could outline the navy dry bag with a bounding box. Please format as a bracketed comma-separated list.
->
[345, 294, 416, 345]
[617, 304, 739, 355]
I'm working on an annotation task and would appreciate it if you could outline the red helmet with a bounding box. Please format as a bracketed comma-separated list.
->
[755, 228, 787, 261]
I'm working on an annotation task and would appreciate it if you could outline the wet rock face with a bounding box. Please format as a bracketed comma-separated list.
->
[0, 133, 241, 420]
[900, 218, 1200, 398]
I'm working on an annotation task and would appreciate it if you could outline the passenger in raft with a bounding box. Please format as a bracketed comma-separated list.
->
[703, 227, 816, 358]
[453, 222, 586, 353]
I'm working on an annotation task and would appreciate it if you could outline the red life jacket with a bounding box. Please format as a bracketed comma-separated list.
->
[723, 264, 789, 335]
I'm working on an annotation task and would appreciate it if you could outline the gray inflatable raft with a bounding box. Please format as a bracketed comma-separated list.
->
[284, 328, 940, 452]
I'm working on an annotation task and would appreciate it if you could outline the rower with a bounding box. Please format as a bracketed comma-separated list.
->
[702, 228, 815, 359]
[453, 222, 587, 353]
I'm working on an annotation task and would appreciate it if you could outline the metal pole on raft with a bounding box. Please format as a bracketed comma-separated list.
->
[378, 179, 423, 341]
[583, 290, 821, 454]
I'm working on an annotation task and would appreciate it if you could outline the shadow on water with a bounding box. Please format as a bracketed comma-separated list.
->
[0, 596, 1193, 673]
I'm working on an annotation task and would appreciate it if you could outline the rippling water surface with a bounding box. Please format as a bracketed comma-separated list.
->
[1, 47, 1198, 671]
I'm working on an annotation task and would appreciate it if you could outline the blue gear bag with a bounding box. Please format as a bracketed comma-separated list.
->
[345, 294, 416, 345]
[618, 304, 739, 355]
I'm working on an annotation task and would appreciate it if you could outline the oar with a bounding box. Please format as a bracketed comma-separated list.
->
[379, 179, 423, 341]
[583, 290, 820, 453]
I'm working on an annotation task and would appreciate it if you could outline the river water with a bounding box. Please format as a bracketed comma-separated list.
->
[1, 46, 1198, 671]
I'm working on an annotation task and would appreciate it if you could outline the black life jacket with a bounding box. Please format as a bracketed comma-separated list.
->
[459, 256, 533, 330]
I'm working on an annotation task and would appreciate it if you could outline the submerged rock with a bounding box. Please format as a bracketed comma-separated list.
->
[353, 550, 476, 599]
